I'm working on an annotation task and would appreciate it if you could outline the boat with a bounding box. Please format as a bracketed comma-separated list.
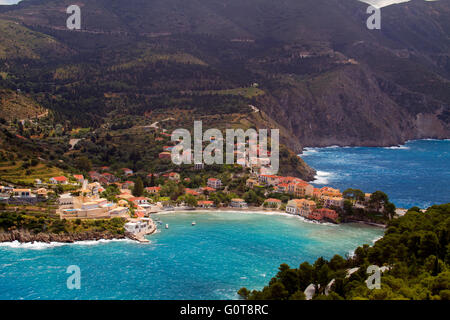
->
[165, 224, 169, 229]
[192, 221, 196, 226]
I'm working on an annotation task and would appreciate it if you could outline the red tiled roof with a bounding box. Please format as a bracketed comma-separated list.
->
[198, 201, 213, 205]
[52, 176, 67, 181]
[146, 187, 161, 191]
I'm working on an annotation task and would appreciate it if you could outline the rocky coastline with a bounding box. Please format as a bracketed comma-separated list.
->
[0, 229, 132, 244]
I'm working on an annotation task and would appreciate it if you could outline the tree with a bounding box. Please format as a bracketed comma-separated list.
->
[369, 191, 389, 213]
[183, 194, 198, 207]
[149, 174, 155, 187]
[133, 177, 144, 197]
[343, 188, 365, 202]
[384, 201, 396, 220]
[75, 156, 92, 172]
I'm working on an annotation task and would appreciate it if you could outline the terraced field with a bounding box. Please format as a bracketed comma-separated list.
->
[0, 161, 64, 184]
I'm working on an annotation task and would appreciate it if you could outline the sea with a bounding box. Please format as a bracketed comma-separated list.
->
[1, 140, 447, 300]
[301, 139, 450, 209]
[0, 211, 383, 300]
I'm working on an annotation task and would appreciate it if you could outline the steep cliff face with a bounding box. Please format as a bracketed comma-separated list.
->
[258, 65, 449, 148]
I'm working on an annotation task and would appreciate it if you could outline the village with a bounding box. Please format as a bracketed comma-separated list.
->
[0, 159, 377, 237]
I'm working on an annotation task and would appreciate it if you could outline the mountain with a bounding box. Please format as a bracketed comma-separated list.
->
[0, 0, 448, 150]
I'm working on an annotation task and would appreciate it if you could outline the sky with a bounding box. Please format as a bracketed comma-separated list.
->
[0, 0, 22, 4]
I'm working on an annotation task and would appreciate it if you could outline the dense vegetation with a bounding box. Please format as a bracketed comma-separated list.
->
[1, 0, 449, 150]
[0, 211, 126, 235]
[238, 204, 450, 300]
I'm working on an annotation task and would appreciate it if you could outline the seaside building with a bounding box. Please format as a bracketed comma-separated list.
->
[124, 219, 153, 235]
[59, 193, 129, 219]
[298, 199, 317, 217]
[275, 183, 289, 193]
[286, 199, 316, 217]
[313, 188, 322, 199]
[294, 181, 314, 198]
[230, 198, 248, 208]
[198, 200, 214, 208]
[311, 208, 339, 222]
[322, 196, 345, 209]
[265, 198, 282, 208]
[320, 187, 342, 198]
[286, 199, 302, 215]
[258, 174, 281, 186]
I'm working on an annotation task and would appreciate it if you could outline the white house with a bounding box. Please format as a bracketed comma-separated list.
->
[124, 220, 150, 235]
[13, 189, 34, 198]
[49, 176, 68, 185]
[207, 178, 222, 189]
[230, 198, 248, 208]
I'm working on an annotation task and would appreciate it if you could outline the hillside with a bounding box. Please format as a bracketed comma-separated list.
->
[0, 0, 448, 151]
[0, 88, 46, 121]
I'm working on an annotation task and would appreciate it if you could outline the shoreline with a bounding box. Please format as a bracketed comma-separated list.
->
[153, 208, 387, 228]
[0, 209, 386, 246]
[300, 138, 450, 151]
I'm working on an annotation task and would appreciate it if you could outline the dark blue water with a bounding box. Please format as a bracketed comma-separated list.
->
[0, 211, 383, 300]
[301, 140, 450, 209]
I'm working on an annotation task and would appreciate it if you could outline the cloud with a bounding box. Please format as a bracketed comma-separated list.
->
[0, 0, 23, 5]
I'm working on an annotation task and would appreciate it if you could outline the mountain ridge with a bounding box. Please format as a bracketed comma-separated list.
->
[0, 0, 448, 150]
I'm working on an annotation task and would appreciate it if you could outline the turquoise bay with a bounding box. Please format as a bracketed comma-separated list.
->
[0, 211, 383, 300]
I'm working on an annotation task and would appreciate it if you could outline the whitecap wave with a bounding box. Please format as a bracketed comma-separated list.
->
[313, 171, 334, 185]
[383, 145, 410, 150]
[0, 238, 136, 250]
[300, 148, 318, 156]
[0, 241, 67, 250]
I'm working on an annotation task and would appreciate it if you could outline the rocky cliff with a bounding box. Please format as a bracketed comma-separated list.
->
[0, 229, 131, 243]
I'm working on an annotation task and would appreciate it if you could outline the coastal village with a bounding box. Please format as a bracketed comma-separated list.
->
[0, 125, 393, 242]
[0, 158, 379, 242]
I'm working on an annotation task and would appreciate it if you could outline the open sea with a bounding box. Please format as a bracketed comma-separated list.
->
[0, 211, 383, 300]
[301, 140, 450, 209]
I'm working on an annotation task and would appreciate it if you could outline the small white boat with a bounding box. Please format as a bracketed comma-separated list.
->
[192, 221, 196, 226]
[165, 224, 169, 229]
